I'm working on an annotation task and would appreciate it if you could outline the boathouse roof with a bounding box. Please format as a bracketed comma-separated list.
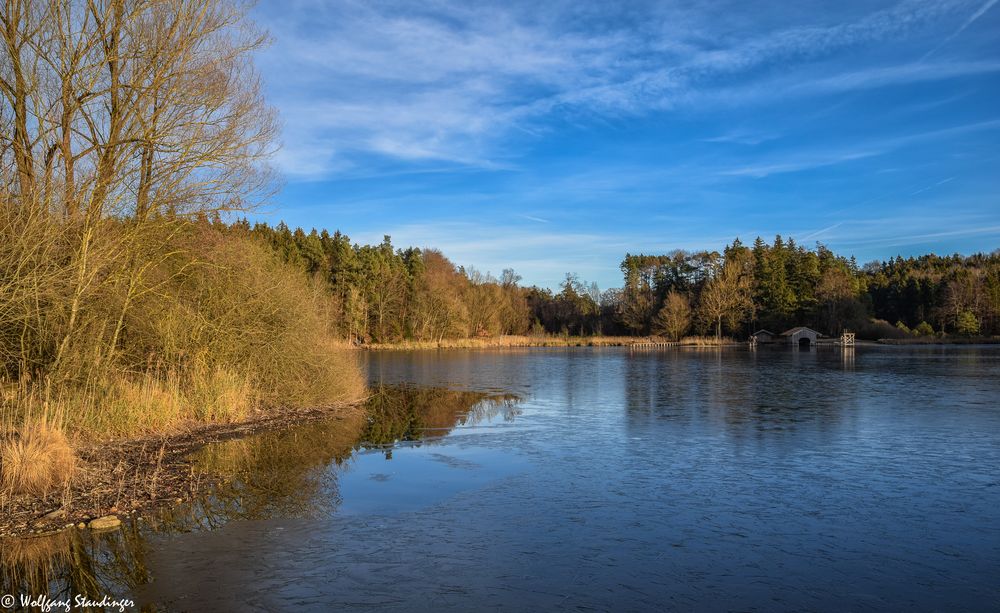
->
[780, 326, 820, 337]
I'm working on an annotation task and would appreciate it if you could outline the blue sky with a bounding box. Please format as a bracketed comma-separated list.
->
[250, 0, 1000, 290]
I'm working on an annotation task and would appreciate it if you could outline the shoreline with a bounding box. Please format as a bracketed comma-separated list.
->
[365, 335, 1000, 351]
[876, 337, 1000, 345]
[364, 335, 743, 350]
[0, 400, 365, 540]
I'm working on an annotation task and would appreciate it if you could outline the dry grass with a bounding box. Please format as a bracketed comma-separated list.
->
[676, 335, 740, 346]
[368, 335, 656, 350]
[0, 415, 75, 497]
[366, 334, 742, 350]
[187, 367, 256, 424]
[77, 374, 186, 435]
[63, 368, 255, 436]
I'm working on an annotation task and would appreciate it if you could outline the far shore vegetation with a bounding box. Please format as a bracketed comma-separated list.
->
[0, 0, 997, 533]
[235, 220, 1000, 346]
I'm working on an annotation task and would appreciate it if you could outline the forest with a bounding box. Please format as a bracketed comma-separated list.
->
[226, 219, 1000, 344]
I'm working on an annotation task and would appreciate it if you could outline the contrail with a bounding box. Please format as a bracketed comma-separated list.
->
[922, 0, 998, 61]
[801, 222, 845, 241]
[910, 176, 956, 196]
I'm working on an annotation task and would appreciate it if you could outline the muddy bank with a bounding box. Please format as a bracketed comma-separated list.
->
[0, 401, 365, 539]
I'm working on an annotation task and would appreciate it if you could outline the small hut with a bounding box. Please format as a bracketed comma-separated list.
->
[751, 329, 777, 344]
[780, 326, 819, 347]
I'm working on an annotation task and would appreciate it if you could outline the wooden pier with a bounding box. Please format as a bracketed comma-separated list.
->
[628, 341, 678, 349]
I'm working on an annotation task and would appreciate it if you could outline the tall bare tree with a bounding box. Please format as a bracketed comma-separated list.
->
[698, 257, 753, 340]
[653, 290, 691, 341]
[0, 0, 276, 379]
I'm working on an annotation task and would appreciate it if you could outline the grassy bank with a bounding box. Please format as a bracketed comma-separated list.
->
[366, 334, 741, 350]
[0, 398, 367, 539]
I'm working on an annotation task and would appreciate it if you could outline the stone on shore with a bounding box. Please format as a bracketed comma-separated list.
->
[88, 515, 121, 531]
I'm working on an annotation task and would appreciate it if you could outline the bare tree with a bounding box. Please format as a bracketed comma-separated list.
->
[698, 258, 753, 340]
[0, 0, 276, 379]
[653, 290, 691, 341]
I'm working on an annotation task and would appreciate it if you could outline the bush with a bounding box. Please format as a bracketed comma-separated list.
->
[1, 221, 365, 447]
[856, 318, 910, 340]
[132, 226, 364, 410]
[914, 321, 934, 336]
[956, 311, 981, 336]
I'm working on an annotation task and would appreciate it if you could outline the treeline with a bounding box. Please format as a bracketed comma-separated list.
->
[222, 219, 534, 342]
[618, 237, 1000, 339]
[226, 221, 1000, 343]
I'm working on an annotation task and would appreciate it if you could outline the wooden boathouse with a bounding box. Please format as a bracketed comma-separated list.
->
[780, 326, 820, 347]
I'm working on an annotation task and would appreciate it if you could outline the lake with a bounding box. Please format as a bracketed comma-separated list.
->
[3, 346, 1000, 611]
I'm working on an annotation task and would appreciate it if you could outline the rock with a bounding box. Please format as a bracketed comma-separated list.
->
[77, 522, 86, 529]
[88, 515, 121, 531]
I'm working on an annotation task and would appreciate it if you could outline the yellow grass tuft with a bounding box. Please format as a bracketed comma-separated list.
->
[0, 416, 75, 497]
[188, 366, 256, 423]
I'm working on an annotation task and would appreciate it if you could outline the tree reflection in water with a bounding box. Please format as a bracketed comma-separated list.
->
[0, 385, 521, 602]
[361, 384, 520, 450]
[0, 524, 150, 609]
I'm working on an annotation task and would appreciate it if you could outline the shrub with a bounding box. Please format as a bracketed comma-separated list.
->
[956, 311, 981, 336]
[856, 318, 909, 340]
[914, 321, 934, 336]
[135, 226, 365, 410]
[1, 221, 365, 443]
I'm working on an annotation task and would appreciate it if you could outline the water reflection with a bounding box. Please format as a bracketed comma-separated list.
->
[0, 385, 521, 603]
[621, 347, 870, 439]
[170, 385, 519, 528]
[360, 385, 520, 452]
[0, 526, 149, 610]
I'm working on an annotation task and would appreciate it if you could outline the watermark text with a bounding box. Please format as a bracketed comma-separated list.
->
[2, 594, 134, 612]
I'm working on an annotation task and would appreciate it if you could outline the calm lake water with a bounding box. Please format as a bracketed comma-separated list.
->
[3, 346, 1000, 611]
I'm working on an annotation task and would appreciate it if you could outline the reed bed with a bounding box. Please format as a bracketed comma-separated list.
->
[366, 334, 741, 350]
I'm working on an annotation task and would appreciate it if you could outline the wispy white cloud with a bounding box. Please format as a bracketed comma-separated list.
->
[832, 222, 1000, 249]
[518, 214, 550, 224]
[719, 149, 885, 178]
[351, 221, 622, 286]
[716, 119, 1000, 178]
[703, 130, 779, 145]
[780, 60, 1000, 96]
[255, 0, 997, 179]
